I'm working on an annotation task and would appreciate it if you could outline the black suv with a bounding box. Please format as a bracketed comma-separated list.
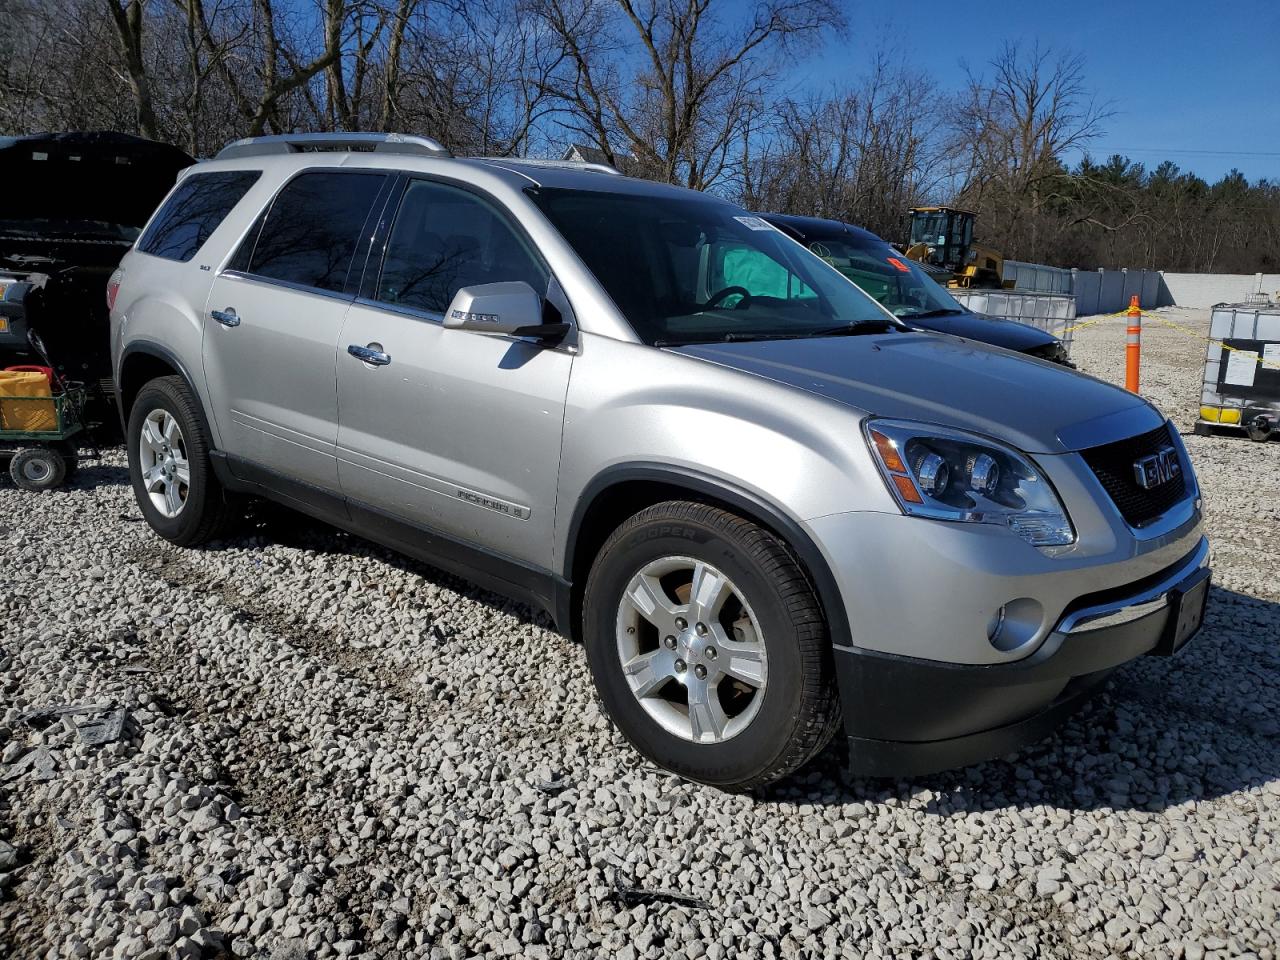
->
[760, 213, 1071, 365]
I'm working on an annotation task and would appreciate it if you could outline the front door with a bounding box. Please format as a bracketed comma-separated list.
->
[201, 169, 389, 492]
[334, 178, 572, 567]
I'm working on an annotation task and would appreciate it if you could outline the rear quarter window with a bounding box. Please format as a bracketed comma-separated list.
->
[137, 170, 261, 262]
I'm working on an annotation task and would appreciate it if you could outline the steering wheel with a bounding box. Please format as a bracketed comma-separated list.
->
[703, 285, 752, 310]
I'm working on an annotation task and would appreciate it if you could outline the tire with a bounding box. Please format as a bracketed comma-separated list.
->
[583, 500, 840, 790]
[10, 447, 66, 491]
[126, 376, 230, 546]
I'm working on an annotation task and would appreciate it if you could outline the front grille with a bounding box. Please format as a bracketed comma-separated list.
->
[1079, 422, 1188, 527]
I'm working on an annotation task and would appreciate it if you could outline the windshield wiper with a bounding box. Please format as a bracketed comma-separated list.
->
[807, 319, 900, 337]
[896, 308, 965, 320]
[655, 331, 814, 346]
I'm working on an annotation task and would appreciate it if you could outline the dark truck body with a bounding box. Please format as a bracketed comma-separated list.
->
[759, 213, 1071, 365]
[0, 132, 193, 423]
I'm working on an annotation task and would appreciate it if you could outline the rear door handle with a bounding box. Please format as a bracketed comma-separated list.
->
[211, 308, 240, 328]
[348, 343, 391, 366]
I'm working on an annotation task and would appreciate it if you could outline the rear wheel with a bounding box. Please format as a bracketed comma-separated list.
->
[583, 501, 839, 790]
[127, 376, 230, 546]
[9, 447, 66, 491]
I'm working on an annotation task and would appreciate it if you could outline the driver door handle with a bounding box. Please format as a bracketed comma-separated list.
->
[211, 308, 240, 327]
[348, 343, 391, 366]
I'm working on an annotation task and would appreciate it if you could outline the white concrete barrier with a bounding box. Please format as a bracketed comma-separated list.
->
[1159, 273, 1280, 310]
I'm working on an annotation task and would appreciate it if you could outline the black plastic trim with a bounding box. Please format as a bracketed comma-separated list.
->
[847, 675, 1107, 779]
[116, 340, 211, 436]
[836, 567, 1209, 777]
[563, 463, 852, 650]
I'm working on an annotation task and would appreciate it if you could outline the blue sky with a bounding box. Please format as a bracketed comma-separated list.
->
[788, 0, 1280, 182]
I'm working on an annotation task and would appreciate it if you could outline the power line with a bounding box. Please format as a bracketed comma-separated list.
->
[1099, 147, 1280, 158]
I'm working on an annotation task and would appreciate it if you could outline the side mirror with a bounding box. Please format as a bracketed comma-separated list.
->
[443, 281, 569, 343]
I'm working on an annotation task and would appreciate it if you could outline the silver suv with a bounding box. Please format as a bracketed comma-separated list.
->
[110, 133, 1209, 789]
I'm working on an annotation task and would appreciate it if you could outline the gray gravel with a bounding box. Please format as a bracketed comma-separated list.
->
[2, 306, 1278, 959]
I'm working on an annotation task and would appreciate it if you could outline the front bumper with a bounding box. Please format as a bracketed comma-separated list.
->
[834, 536, 1210, 777]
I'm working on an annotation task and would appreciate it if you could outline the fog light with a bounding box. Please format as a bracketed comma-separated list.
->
[987, 598, 1045, 653]
[986, 606, 1007, 644]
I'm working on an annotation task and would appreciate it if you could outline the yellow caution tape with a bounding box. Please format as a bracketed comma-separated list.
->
[1140, 310, 1280, 372]
[1062, 306, 1280, 372]
[1061, 310, 1131, 335]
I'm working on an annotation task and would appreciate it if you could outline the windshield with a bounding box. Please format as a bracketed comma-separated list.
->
[909, 211, 948, 246]
[529, 188, 894, 344]
[805, 234, 965, 318]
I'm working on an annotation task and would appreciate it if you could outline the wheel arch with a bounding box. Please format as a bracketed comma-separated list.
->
[560, 464, 851, 650]
[117, 341, 214, 442]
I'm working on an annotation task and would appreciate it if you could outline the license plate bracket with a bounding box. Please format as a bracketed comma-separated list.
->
[1150, 568, 1210, 657]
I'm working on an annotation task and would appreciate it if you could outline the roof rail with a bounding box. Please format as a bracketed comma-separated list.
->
[216, 132, 452, 161]
[476, 157, 622, 176]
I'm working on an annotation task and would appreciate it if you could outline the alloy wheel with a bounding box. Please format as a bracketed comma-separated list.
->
[615, 556, 768, 744]
[137, 408, 190, 518]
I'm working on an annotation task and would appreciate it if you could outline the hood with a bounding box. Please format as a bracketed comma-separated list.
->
[670, 331, 1161, 454]
[0, 131, 193, 240]
[907, 309, 1056, 352]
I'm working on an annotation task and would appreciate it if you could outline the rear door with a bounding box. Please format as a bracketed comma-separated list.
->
[201, 169, 390, 493]
[334, 177, 573, 567]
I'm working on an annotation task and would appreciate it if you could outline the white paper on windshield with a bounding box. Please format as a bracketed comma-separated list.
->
[734, 216, 774, 232]
[1263, 343, 1280, 365]
[1224, 348, 1259, 386]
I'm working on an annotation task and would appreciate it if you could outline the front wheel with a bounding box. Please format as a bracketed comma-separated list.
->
[583, 501, 840, 790]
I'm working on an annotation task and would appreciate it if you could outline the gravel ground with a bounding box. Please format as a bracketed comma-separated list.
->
[2, 306, 1278, 960]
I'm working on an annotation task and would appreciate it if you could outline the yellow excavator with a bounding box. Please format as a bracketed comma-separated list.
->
[903, 207, 1013, 289]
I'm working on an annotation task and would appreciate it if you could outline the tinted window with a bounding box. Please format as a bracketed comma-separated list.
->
[242, 171, 386, 293]
[531, 189, 888, 345]
[377, 180, 547, 314]
[137, 171, 260, 262]
[805, 235, 965, 319]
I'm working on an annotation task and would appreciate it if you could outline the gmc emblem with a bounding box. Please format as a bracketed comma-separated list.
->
[1133, 446, 1181, 490]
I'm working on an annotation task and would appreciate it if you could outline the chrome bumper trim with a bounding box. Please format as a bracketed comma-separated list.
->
[1057, 537, 1210, 635]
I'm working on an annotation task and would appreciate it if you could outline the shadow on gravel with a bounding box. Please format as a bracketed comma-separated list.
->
[203, 499, 553, 630]
[0, 461, 128, 492]
[772, 584, 1280, 814]
[68, 463, 130, 490]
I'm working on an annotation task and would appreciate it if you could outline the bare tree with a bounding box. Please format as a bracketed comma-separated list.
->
[536, 0, 844, 189]
[379, 0, 416, 130]
[950, 41, 1111, 260]
[739, 50, 949, 240]
[103, 0, 161, 139]
[187, 0, 344, 136]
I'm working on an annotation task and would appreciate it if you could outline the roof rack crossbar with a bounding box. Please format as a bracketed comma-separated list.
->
[216, 132, 452, 161]
[476, 157, 622, 176]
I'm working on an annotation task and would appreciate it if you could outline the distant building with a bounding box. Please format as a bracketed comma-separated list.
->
[562, 143, 642, 177]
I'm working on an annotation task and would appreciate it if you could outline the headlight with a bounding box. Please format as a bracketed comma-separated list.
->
[864, 419, 1075, 546]
[1029, 340, 1072, 366]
